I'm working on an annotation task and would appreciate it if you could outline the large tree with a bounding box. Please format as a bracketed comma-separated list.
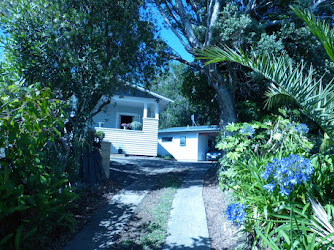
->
[148, 0, 334, 126]
[0, 0, 167, 127]
[199, 6, 334, 145]
[0, 0, 168, 178]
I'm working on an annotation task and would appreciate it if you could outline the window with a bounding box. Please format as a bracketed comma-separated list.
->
[120, 115, 133, 129]
[162, 137, 173, 142]
[180, 136, 186, 146]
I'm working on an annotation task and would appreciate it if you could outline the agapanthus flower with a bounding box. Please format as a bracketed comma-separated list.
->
[296, 123, 309, 134]
[261, 155, 313, 196]
[226, 203, 248, 226]
[286, 123, 295, 130]
[240, 125, 255, 137]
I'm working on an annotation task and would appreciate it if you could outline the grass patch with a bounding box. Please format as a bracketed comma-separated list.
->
[140, 175, 183, 248]
[112, 173, 184, 249]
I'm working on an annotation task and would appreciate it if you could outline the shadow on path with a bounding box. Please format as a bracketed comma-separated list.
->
[63, 158, 213, 250]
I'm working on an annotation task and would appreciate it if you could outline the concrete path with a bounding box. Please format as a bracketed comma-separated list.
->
[163, 164, 211, 250]
[63, 158, 212, 250]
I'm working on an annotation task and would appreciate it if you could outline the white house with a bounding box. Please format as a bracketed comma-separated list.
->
[92, 85, 173, 156]
[158, 125, 220, 161]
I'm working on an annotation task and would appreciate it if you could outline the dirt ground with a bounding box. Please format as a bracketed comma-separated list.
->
[203, 164, 248, 250]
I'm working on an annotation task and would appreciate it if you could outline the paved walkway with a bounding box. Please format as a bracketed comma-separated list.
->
[163, 165, 211, 250]
[63, 158, 212, 250]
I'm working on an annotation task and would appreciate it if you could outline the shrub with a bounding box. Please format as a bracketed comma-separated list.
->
[219, 116, 334, 249]
[0, 81, 77, 249]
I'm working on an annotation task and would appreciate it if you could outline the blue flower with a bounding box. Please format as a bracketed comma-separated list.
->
[263, 182, 276, 192]
[226, 203, 248, 226]
[261, 155, 313, 196]
[296, 123, 309, 134]
[240, 125, 255, 137]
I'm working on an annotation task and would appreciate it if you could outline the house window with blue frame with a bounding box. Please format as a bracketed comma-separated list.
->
[180, 136, 186, 146]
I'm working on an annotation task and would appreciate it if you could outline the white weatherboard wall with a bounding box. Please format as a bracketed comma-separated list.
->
[158, 132, 199, 161]
[96, 118, 158, 156]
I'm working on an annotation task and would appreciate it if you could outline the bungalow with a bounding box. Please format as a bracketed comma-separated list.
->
[158, 125, 220, 161]
[92, 85, 173, 156]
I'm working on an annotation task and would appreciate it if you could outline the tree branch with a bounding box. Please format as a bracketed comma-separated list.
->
[169, 54, 203, 71]
[312, 0, 327, 11]
[185, 0, 201, 22]
[204, 0, 222, 47]
[174, 0, 201, 48]
[156, 3, 193, 53]
[91, 99, 111, 117]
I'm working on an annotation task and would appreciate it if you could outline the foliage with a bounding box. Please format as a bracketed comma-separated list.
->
[150, 0, 334, 125]
[0, 0, 168, 177]
[130, 121, 142, 130]
[197, 6, 334, 144]
[219, 116, 334, 248]
[151, 63, 219, 128]
[0, 79, 76, 249]
[0, 0, 166, 116]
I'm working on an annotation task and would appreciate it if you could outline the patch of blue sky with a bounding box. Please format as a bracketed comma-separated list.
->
[141, 3, 194, 62]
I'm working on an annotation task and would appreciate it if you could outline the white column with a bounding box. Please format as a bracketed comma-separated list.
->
[143, 103, 148, 118]
[155, 102, 159, 119]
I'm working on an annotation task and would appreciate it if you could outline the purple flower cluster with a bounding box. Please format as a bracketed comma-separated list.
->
[240, 125, 255, 137]
[296, 123, 309, 134]
[226, 203, 248, 226]
[261, 155, 313, 196]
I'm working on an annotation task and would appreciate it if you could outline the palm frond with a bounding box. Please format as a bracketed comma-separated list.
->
[264, 84, 298, 109]
[291, 6, 334, 62]
[197, 46, 334, 140]
[309, 198, 334, 248]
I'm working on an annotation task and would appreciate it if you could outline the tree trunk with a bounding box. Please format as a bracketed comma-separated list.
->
[212, 82, 237, 127]
[204, 64, 237, 127]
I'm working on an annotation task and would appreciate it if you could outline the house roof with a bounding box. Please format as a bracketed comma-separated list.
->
[159, 125, 220, 133]
[130, 84, 174, 104]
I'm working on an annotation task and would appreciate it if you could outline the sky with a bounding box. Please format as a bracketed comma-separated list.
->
[144, 4, 194, 62]
[158, 24, 194, 62]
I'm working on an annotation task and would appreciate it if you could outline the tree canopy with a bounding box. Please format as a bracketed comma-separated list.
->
[1, 0, 168, 124]
[147, 0, 334, 125]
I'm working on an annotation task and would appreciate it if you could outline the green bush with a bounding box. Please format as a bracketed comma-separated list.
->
[218, 117, 334, 249]
[0, 80, 77, 249]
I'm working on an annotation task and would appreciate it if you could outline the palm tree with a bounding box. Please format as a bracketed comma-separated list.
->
[197, 6, 334, 146]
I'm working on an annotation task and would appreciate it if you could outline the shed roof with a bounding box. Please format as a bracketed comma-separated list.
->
[159, 125, 220, 133]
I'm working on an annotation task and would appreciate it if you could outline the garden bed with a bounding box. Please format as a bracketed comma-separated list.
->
[203, 164, 247, 250]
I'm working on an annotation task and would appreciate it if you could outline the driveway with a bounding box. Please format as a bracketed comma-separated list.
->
[63, 157, 213, 250]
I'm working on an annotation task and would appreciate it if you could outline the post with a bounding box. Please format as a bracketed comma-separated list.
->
[155, 101, 159, 119]
[143, 103, 148, 118]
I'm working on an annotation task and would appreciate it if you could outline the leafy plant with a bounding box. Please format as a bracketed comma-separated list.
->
[130, 121, 142, 130]
[197, 6, 334, 147]
[0, 79, 77, 249]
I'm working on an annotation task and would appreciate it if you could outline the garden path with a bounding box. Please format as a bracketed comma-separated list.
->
[62, 158, 212, 250]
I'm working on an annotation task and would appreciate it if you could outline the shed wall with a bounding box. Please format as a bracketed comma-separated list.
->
[158, 132, 199, 161]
